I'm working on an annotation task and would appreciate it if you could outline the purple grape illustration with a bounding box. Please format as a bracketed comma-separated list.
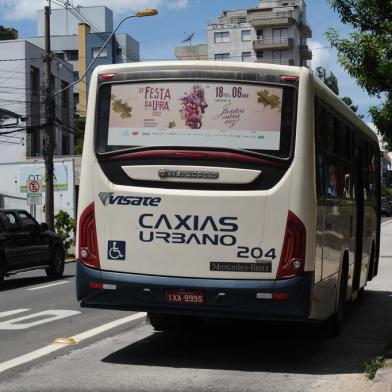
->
[179, 85, 208, 129]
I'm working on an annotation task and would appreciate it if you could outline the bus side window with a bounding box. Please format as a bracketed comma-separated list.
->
[369, 147, 377, 201]
[315, 98, 326, 198]
[326, 113, 335, 153]
[362, 143, 369, 201]
[342, 162, 351, 199]
[325, 161, 338, 198]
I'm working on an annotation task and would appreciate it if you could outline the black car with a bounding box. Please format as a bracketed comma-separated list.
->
[381, 197, 392, 216]
[0, 209, 65, 288]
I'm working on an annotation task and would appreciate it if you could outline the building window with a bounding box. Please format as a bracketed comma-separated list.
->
[55, 52, 65, 61]
[73, 71, 79, 82]
[272, 50, 288, 64]
[30, 66, 40, 97]
[67, 50, 78, 61]
[214, 32, 230, 43]
[256, 29, 263, 40]
[241, 30, 251, 41]
[272, 28, 288, 42]
[231, 16, 246, 24]
[92, 47, 108, 59]
[242, 52, 252, 62]
[116, 46, 122, 55]
[61, 80, 70, 109]
[215, 53, 230, 61]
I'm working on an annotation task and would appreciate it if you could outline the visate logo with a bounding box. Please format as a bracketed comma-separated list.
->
[98, 192, 161, 207]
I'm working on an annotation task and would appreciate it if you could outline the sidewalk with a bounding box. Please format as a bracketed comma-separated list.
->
[371, 220, 392, 392]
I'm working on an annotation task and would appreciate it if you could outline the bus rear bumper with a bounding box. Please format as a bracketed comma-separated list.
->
[76, 260, 313, 321]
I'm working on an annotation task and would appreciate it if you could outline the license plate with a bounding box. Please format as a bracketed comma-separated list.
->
[165, 289, 205, 305]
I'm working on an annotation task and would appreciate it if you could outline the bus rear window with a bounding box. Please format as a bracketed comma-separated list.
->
[96, 80, 296, 158]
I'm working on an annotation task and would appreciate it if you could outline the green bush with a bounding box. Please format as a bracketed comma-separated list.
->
[381, 186, 392, 199]
[365, 356, 385, 379]
[54, 210, 76, 252]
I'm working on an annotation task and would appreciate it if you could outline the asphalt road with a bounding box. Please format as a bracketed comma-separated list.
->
[0, 219, 392, 391]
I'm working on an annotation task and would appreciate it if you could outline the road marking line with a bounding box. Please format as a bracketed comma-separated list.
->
[0, 310, 81, 330]
[0, 309, 30, 319]
[27, 281, 69, 291]
[382, 219, 392, 226]
[0, 312, 146, 373]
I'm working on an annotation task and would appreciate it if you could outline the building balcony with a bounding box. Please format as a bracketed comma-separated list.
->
[253, 37, 294, 51]
[299, 45, 312, 60]
[299, 22, 312, 38]
[251, 16, 295, 28]
[256, 58, 295, 66]
[249, 10, 297, 28]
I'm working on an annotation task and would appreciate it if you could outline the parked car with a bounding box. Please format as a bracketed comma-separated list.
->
[381, 197, 392, 216]
[0, 209, 65, 288]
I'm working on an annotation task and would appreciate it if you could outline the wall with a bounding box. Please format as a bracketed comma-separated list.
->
[0, 159, 76, 223]
[37, 6, 113, 36]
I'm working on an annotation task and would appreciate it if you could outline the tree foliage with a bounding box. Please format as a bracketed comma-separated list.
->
[325, 0, 392, 150]
[315, 66, 340, 95]
[0, 26, 18, 40]
[54, 210, 76, 252]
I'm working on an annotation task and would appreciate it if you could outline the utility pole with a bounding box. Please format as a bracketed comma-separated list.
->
[44, 5, 55, 230]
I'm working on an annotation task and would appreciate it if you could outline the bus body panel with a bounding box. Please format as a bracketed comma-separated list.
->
[93, 162, 293, 280]
[76, 61, 380, 324]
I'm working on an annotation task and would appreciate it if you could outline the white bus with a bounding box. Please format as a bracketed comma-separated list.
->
[76, 61, 380, 335]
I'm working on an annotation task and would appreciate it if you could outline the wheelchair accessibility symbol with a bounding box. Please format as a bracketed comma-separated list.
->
[107, 241, 126, 261]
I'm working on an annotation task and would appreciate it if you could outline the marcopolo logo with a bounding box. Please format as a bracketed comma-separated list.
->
[99, 192, 161, 207]
[158, 168, 219, 180]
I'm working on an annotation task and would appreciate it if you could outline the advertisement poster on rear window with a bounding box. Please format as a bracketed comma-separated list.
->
[107, 82, 283, 150]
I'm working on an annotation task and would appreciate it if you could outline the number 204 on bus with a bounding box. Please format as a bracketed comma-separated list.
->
[76, 61, 380, 336]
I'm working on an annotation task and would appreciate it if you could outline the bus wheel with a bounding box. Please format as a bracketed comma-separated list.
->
[0, 257, 5, 290]
[148, 313, 201, 332]
[367, 244, 375, 282]
[324, 267, 348, 338]
[148, 313, 182, 331]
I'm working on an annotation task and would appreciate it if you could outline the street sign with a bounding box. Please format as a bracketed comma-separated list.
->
[27, 180, 42, 205]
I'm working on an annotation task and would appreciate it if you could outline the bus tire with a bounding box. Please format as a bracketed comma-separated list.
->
[148, 313, 201, 332]
[0, 256, 5, 290]
[46, 246, 65, 279]
[367, 243, 375, 281]
[324, 265, 348, 337]
[148, 313, 183, 331]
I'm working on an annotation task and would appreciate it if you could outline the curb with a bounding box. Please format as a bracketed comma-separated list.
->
[371, 365, 392, 392]
[370, 336, 392, 392]
[65, 258, 76, 264]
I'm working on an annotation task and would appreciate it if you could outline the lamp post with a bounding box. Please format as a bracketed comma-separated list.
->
[55, 9, 158, 97]
[43, 8, 158, 230]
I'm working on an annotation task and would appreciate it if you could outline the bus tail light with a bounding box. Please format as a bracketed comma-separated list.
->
[276, 211, 306, 280]
[78, 202, 100, 269]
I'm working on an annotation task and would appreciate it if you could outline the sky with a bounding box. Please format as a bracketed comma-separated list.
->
[0, 0, 383, 123]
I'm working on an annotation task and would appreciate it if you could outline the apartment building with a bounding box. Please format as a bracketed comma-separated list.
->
[0, 40, 74, 162]
[207, 0, 312, 65]
[28, 6, 140, 117]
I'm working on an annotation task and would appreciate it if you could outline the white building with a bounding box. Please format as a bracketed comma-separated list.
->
[0, 39, 74, 163]
[28, 6, 139, 118]
[207, 0, 312, 65]
[0, 158, 76, 223]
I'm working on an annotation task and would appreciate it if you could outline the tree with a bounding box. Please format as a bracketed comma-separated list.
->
[315, 66, 340, 95]
[74, 119, 85, 155]
[341, 96, 358, 112]
[0, 26, 18, 40]
[325, 0, 392, 150]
